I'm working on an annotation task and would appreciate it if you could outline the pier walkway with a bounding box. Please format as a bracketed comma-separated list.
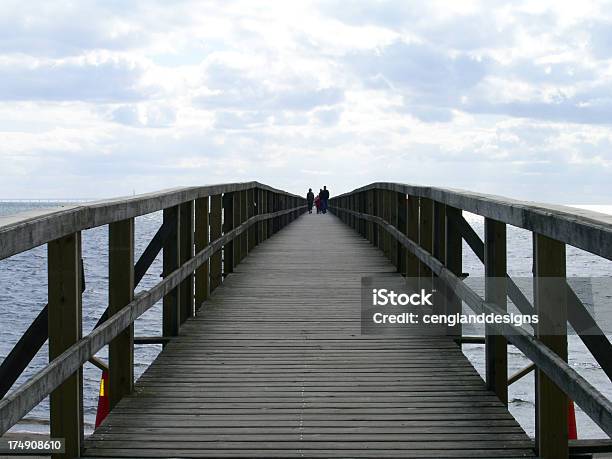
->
[84, 215, 533, 458]
[2, 182, 611, 459]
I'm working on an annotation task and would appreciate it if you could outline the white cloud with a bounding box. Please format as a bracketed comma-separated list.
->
[0, 0, 611, 203]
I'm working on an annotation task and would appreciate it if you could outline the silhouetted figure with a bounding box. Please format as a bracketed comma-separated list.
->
[315, 193, 321, 214]
[321, 186, 330, 214]
[307, 188, 314, 213]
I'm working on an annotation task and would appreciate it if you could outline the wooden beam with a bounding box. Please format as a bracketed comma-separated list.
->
[210, 194, 222, 292]
[396, 192, 406, 274]
[0, 206, 302, 435]
[326, 181, 612, 262]
[449, 211, 612, 380]
[432, 202, 446, 316]
[179, 201, 194, 324]
[162, 206, 180, 343]
[48, 232, 82, 459]
[335, 206, 612, 438]
[419, 197, 434, 287]
[233, 192, 242, 267]
[484, 218, 508, 405]
[240, 189, 248, 260]
[445, 206, 462, 339]
[405, 195, 419, 278]
[108, 218, 134, 410]
[249, 188, 256, 250]
[388, 190, 398, 268]
[195, 197, 209, 310]
[0, 182, 304, 261]
[534, 233, 568, 459]
[223, 193, 235, 274]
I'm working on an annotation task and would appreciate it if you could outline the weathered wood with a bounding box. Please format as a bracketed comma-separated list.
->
[335, 206, 612, 438]
[445, 206, 462, 339]
[534, 233, 568, 459]
[0, 217, 171, 400]
[0, 305, 48, 399]
[0, 182, 303, 261]
[389, 191, 398, 268]
[249, 188, 256, 250]
[0, 206, 302, 436]
[162, 206, 180, 341]
[223, 193, 235, 274]
[82, 215, 532, 458]
[179, 201, 194, 324]
[396, 192, 406, 274]
[432, 202, 446, 316]
[195, 197, 209, 309]
[233, 192, 242, 268]
[240, 189, 248, 260]
[419, 197, 433, 289]
[332, 182, 612, 262]
[48, 232, 82, 459]
[210, 195, 222, 292]
[449, 211, 612, 380]
[484, 218, 507, 405]
[405, 195, 419, 278]
[508, 363, 535, 386]
[108, 218, 135, 410]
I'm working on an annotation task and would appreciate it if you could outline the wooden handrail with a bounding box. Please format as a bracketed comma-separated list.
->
[0, 204, 303, 435]
[0, 181, 302, 260]
[330, 196, 612, 455]
[333, 182, 612, 261]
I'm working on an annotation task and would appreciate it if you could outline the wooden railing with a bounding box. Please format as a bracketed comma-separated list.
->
[330, 182, 612, 459]
[0, 182, 306, 458]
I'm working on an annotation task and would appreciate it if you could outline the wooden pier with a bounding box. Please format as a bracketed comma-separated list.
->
[1, 182, 611, 458]
[84, 215, 532, 457]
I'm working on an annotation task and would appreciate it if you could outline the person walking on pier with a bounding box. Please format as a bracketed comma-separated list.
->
[307, 188, 314, 213]
[321, 186, 330, 214]
[315, 193, 321, 214]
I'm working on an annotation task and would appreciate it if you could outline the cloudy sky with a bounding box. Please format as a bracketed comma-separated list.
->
[2, 0, 612, 203]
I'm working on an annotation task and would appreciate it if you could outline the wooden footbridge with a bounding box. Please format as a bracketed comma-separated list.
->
[1, 182, 611, 458]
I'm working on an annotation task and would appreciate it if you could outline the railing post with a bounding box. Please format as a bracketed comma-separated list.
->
[389, 191, 398, 269]
[397, 192, 406, 275]
[249, 188, 256, 250]
[366, 190, 374, 243]
[361, 192, 367, 237]
[233, 192, 242, 267]
[48, 232, 83, 459]
[445, 206, 463, 340]
[262, 189, 269, 241]
[433, 202, 446, 315]
[223, 192, 235, 274]
[179, 201, 194, 324]
[267, 191, 274, 238]
[109, 218, 134, 411]
[255, 188, 261, 246]
[405, 195, 419, 278]
[240, 189, 248, 260]
[419, 197, 434, 281]
[195, 197, 209, 310]
[382, 190, 390, 259]
[534, 233, 568, 459]
[210, 194, 223, 292]
[162, 206, 180, 342]
[373, 190, 380, 247]
[484, 218, 508, 405]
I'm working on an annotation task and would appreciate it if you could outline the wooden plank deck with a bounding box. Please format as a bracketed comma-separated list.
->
[84, 214, 535, 458]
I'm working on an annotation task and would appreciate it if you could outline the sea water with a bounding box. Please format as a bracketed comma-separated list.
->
[0, 201, 610, 439]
